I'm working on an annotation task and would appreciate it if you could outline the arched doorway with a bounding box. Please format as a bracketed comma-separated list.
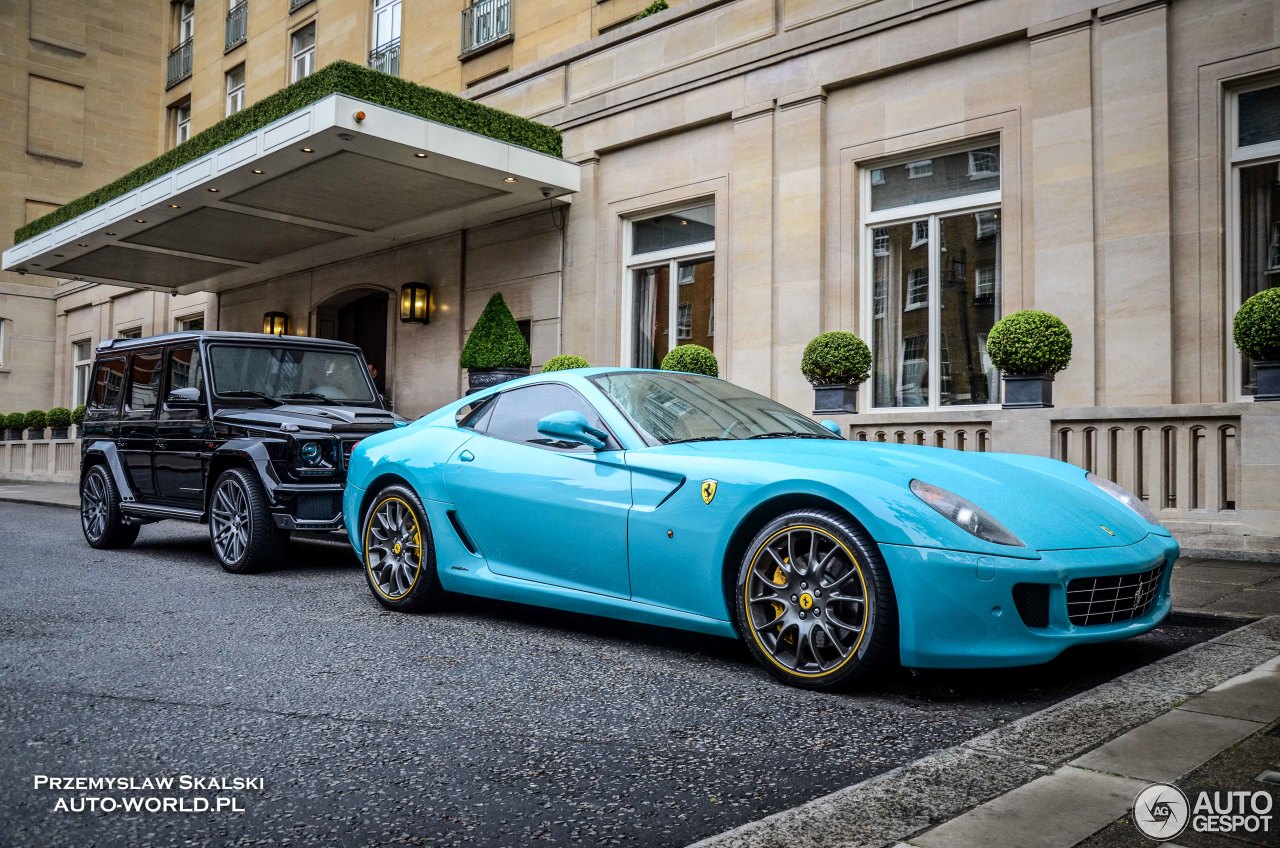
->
[313, 288, 391, 395]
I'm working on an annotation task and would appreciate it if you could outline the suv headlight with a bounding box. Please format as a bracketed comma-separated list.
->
[296, 439, 336, 471]
[910, 479, 1025, 547]
[1086, 472, 1161, 526]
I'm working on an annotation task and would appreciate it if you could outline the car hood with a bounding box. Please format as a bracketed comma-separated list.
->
[636, 438, 1164, 552]
[214, 404, 403, 434]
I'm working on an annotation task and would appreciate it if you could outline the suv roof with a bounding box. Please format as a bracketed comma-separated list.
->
[95, 331, 363, 353]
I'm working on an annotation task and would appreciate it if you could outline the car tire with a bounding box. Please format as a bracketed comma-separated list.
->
[734, 508, 897, 690]
[209, 467, 288, 574]
[361, 484, 444, 612]
[80, 464, 140, 550]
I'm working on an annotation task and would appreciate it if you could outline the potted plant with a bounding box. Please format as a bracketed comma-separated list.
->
[542, 354, 590, 373]
[1233, 288, 1280, 401]
[72, 404, 86, 437]
[24, 409, 47, 440]
[660, 344, 718, 377]
[47, 407, 72, 439]
[4, 412, 24, 440]
[460, 293, 531, 393]
[986, 310, 1073, 409]
[801, 331, 871, 414]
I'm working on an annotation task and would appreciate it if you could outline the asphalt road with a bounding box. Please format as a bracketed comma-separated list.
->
[0, 501, 1235, 848]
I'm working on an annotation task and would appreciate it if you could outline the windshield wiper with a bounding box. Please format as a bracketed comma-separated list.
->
[279, 392, 340, 405]
[220, 390, 281, 406]
[746, 431, 836, 440]
[666, 436, 727, 444]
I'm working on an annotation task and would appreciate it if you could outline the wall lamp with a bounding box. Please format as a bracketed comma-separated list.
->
[262, 311, 290, 336]
[399, 282, 433, 324]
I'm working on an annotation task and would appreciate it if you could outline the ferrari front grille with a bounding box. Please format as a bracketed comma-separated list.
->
[1066, 563, 1164, 626]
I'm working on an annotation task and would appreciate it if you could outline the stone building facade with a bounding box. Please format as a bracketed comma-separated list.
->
[3, 0, 1278, 555]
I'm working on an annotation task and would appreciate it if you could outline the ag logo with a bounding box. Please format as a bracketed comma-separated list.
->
[701, 480, 718, 505]
[1133, 783, 1189, 840]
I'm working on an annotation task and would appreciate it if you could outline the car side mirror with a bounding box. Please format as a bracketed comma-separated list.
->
[536, 410, 609, 450]
[820, 420, 842, 436]
[166, 386, 204, 407]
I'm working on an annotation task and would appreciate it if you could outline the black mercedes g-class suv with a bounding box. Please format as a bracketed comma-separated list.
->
[78, 331, 402, 572]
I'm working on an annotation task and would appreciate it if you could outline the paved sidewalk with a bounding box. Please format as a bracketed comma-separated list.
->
[0, 480, 78, 509]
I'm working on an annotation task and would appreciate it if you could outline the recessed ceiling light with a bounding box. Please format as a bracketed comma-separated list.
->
[135, 218, 146, 223]
[252, 169, 264, 174]
[301, 147, 314, 153]
[207, 187, 219, 193]
[414, 152, 428, 158]
[504, 176, 517, 183]
[104, 232, 116, 236]
[76, 243, 88, 247]
[169, 204, 181, 208]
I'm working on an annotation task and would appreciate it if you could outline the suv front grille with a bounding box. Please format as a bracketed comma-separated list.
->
[1066, 564, 1164, 626]
[296, 493, 341, 521]
[341, 438, 362, 469]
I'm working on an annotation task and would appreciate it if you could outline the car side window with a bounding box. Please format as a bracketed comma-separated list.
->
[166, 346, 204, 393]
[482, 384, 611, 451]
[457, 396, 496, 433]
[88, 357, 127, 414]
[125, 350, 163, 417]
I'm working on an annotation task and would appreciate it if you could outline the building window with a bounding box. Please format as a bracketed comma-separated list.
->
[118, 326, 143, 339]
[370, 0, 401, 76]
[1231, 80, 1280, 397]
[292, 23, 316, 82]
[627, 203, 715, 369]
[226, 64, 246, 116]
[906, 160, 933, 179]
[226, 0, 248, 51]
[72, 339, 92, 405]
[968, 147, 999, 179]
[461, 0, 511, 55]
[176, 313, 205, 331]
[865, 140, 1002, 409]
[166, 2, 196, 88]
[0, 318, 6, 369]
[178, 1, 195, 42]
[870, 169, 885, 186]
[170, 102, 191, 146]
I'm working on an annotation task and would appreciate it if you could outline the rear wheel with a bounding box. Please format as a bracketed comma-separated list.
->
[80, 464, 139, 549]
[209, 467, 288, 573]
[734, 509, 896, 690]
[362, 485, 444, 612]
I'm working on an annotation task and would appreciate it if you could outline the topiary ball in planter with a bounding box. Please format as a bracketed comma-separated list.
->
[1233, 288, 1280, 401]
[24, 409, 47, 439]
[660, 344, 718, 377]
[542, 354, 590, 373]
[802, 331, 871, 414]
[986, 310, 1073, 409]
[72, 404, 86, 427]
[4, 411, 24, 440]
[47, 406, 72, 438]
[460, 293, 532, 393]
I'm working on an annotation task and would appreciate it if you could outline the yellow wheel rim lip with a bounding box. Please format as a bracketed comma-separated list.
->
[364, 496, 425, 602]
[744, 524, 870, 679]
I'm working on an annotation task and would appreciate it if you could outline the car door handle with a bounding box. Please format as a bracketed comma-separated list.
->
[458, 450, 474, 463]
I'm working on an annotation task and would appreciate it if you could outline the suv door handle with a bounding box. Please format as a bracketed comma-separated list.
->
[458, 450, 474, 462]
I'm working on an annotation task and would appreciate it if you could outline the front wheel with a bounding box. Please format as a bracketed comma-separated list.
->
[209, 468, 288, 573]
[734, 509, 897, 690]
[362, 485, 444, 612]
[80, 465, 139, 549]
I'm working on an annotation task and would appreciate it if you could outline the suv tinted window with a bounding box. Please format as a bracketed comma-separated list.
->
[126, 351, 163, 414]
[89, 357, 127, 412]
[483, 384, 610, 451]
[167, 346, 203, 393]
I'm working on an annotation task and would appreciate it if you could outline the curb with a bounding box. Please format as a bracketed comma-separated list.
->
[688, 615, 1280, 848]
[0, 496, 77, 511]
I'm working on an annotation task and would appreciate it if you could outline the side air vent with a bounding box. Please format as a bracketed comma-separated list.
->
[1012, 583, 1051, 629]
[446, 510, 478, 554]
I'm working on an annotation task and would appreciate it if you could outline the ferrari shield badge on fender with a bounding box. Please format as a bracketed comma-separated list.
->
[701, 479, 718, 505]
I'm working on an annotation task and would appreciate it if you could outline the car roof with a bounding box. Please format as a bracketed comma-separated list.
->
[95, 331, 363, 354]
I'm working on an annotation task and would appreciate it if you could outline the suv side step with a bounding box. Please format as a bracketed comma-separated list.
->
[121, 503, 204, 522]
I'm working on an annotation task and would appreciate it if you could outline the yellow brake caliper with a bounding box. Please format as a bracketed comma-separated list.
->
[773, 562, 794, 643]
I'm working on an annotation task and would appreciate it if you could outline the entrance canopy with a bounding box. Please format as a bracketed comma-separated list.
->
[4, 92, 578, 294]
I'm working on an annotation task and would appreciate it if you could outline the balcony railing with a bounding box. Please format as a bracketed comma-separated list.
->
[289, 0, 312, 13]
[225, 2, 248, 51]
[369, 38, 400, 77]
[460, 0, 510, 55]
[166, 37, 193, 89]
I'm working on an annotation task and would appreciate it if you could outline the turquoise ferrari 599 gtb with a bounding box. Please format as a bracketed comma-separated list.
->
[343, 369, 1177, 690]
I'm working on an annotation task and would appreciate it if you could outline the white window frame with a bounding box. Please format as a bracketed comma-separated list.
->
[975, 264, 996, 300]
[175, 312, 205, 331]
[676, 302, 692, 339]
[71, 338, 93, 406]
[906, 160, 933, 179]
[0, 317, 8, 369]
[968, 148, 999, 179]
[117, 326, 143, 339]
[861, 153, 1002, 412]
[872, 277, 886, 318]
[906, 267, 928, 310]
[173, 103, 191, 146]
[225, 65, 246, 116]
[178, 1, 195, 43]
[1226, 77, 1280, 401]
[910, 220, 929, 249]
[621, 203, 716, 369]
[292, 23, 316, 83]
[372, 0, 402, 50]
[872, 227, 889, 257]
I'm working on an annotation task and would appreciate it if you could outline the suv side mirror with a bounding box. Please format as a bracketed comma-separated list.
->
[166, 386, 204, 407]
[536, 410, 609, 450]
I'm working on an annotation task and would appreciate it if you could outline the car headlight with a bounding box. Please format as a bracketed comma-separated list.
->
[1086, 472, 1161, 526]
[910, 479, 1025, 547]
[299, 440, 325, 467]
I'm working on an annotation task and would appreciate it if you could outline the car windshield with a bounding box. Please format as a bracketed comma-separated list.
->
[208, 344, 376, 404]
[590, 371, 838, 445]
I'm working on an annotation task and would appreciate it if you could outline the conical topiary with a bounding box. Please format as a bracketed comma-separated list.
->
[460, 293, 531, 370]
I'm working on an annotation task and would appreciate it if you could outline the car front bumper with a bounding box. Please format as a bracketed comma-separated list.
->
[882, 532, 1178, 669]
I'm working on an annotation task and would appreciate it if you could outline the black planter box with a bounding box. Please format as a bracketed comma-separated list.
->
[26, 428, 44, 440]
[50, 426, 69, 439]
[813, 384, 858, 414]
[466, 366, 530, 395]
[5, 429, 21, 441]
[1256, 360, 1280, 401]
[1001, 374, 1054, 409]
